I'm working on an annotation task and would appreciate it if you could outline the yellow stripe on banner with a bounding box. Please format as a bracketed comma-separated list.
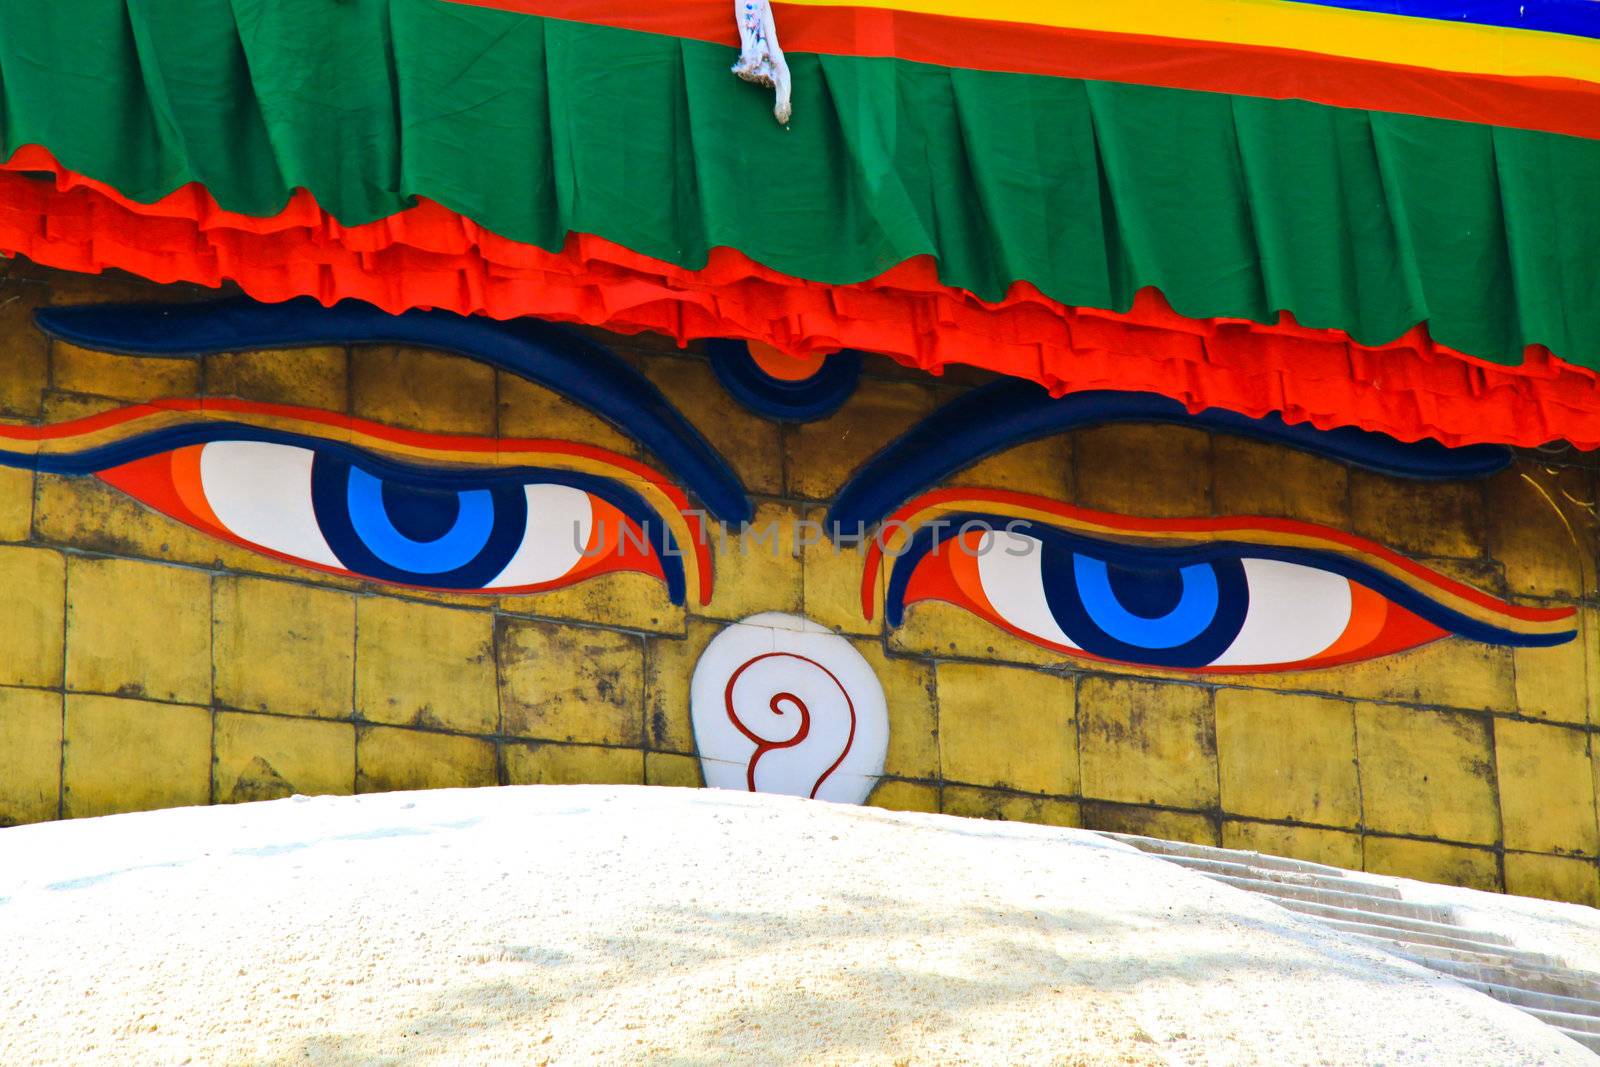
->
[777, 0, 1600, 84]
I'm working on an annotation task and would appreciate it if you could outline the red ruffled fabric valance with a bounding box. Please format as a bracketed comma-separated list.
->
[3, 145, 1598, 450]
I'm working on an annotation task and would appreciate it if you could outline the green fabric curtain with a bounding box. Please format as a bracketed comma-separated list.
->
[1, 0, 1597, 366]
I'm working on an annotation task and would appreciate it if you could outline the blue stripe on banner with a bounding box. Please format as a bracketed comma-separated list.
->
[1279, 0, 1600, 40]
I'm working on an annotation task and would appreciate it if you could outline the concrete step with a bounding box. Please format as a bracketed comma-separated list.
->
[1519, 1005, 1600, 1037]
[1272, 897, 1508, 945]
[1204, 872, 1464, 923]
[1461, 978, 1600, 1020]
[1557, 1028, 1600, 1055]
[1106, 828, 1600, 1054]
[1100, 832, 1352, 878]
[1327, 923, 1564, 970]
[1394, 950, 1600, 1003]
[1156, 854, 1405, 900]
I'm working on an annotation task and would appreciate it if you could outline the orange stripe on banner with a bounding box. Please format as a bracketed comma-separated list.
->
[4, 145, 1600, 452]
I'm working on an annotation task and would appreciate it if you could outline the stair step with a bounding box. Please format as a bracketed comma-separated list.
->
[1393, 950, 1600, 1003]
[1100, 832, 1352, 878]
[1105, 828, 1600, 1052]
[1461, 978, 1600, 1020]
[1204, 872, 1461, 922]
[1273, 897, 1503, 943]
[1326, 923, 1562, 969]
[1520, 1005, 1600, 1037]
[1557, 1028, 1600, 1054]
[1158, 855, 1404, 900]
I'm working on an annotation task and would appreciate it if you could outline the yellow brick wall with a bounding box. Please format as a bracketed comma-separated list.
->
[2, 263, 1599, 907]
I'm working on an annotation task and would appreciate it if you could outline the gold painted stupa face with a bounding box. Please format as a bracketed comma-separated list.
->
[0, 264, 1597, 905]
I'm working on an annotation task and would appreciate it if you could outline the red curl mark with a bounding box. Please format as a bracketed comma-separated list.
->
[724, 652, 858, 799]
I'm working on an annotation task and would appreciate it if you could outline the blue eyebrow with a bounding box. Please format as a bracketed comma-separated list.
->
[33, 297, 752, 525]
[829, 382, 1513, 531]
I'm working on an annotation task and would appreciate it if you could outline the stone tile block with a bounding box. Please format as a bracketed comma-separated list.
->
[1212, 437, 1349, 528]
[1080, 801, 1220, 846]
[1504, 852, 1600, 907]
[0, 288, 49, 417]
[1511, 609, 1590, 725]
[498, 618, 644, 746]
[950, 436, 1072, 501]
[1215, 689, 1358, 827]
[802, 506, 877, 637]
[52, 342, 199, 402]
[888, 600, 1059, 668]
[644, 621, 720, 755]
[505, 742, 644, 786]
[500, 571, 684, 636]
[1079, 677, 1217, 810]
[0, 687, 62, 825]
[702, 502, 803, 622]
[644, 751, 703, 789]
[205, 347, 348, 411]
[1274, 637, 1514, 715]
[66, 557, 211, 705]
[1485, 467, 1588, 599]
[0, 545, 65, 688]
[867, 780, 939, 814]
[787, 380, 935, 501]
[1355, 703, 1499, 846]
[937, 661, 1075, 796]
[63, 695, 211, 818]
[942, 786, 1078, 827]
[1495, 719, 1597, 856]
[1073, 424, 1210, 518]
[641, 355, 781, 495]
[0, 464, 32, 542]
[214, 577, 356, 719]
[356, 597, 497, 734]
[213, 712, 355, 803]
[859, 639, 938, 781]
[1221, 821, 1363, 870]
[350, 345, 495, 435]
[497, 372, 636, 454]
[355, 725, 497, 794]
[1362, 835, 1500, 892]
[1350, 469, 1484, 560]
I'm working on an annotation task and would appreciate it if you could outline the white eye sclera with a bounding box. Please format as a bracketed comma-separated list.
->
[196, 440, 597, 592]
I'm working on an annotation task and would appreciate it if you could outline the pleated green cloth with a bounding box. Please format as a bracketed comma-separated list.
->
[2, 0, 1597, 366]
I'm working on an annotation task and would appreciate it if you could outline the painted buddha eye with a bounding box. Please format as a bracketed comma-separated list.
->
[900, 526, 1429, 670]
[870, 496, 1575, 672]
[99, 439, 684, 599]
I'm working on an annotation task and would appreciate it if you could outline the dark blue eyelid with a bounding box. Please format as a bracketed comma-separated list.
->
[829, 382, 1513, 531]
[884, 514, 1571, 649]
[32, 296, 752, 525]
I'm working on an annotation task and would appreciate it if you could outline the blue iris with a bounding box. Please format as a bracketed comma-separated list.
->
[884, 516, 1252, 667]
[345, 467, 497, 575]
[1071, 556, 1220, 649]
[304, 451, 691, 602]
[1039, 534, 1249, 668]
[310, 456, 529, 588]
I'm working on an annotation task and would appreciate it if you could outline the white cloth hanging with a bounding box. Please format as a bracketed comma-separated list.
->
[732, 0, 792, 124]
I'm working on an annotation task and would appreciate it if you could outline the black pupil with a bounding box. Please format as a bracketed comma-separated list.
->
[380, 480, 463, 543]
[1104, 562, 1186, 620]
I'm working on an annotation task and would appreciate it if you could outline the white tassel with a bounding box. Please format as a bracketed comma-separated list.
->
[732, 0, 792, 125]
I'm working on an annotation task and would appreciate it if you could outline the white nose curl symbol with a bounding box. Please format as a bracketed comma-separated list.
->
[690, 613, 888, 805]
